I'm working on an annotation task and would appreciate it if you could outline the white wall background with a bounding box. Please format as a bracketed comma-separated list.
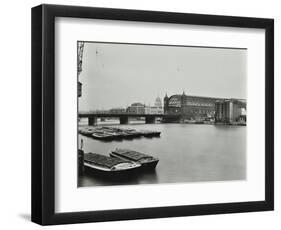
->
[0, 0, 279, 229]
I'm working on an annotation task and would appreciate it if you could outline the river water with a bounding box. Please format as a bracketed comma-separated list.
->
[78, 122, 246, 187]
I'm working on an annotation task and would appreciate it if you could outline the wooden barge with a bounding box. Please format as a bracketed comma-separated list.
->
[138, 130, 161, 137]
[79, 126, 161, 141]
[83, 152, 141, 175]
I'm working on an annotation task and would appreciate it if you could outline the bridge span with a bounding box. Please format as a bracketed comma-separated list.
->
[78, 113, 182, 125]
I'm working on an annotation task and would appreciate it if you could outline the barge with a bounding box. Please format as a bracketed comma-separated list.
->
[79, 126, 161, 141]
[91, 132, 114, 141]
[110, 149, 159, 169]
[139, 130, 161, 137]
[79, 128, 95, 137]
[83, 152, 141, 175]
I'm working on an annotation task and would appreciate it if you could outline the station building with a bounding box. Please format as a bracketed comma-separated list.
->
[163, 91, 246, 122]
[164, 91, 220, 119]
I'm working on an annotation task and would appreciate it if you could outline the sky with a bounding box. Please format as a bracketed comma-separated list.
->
[78, 42, 247, 111]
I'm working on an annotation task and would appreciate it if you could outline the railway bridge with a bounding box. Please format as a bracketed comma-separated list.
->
[78, 113, 182, 126]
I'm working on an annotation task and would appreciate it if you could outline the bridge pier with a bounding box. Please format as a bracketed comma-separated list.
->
[162, 115, 181, 123]
[145, 116, 155, 124]
[88, 117, 97, 126]
[120, 116, 129, 124]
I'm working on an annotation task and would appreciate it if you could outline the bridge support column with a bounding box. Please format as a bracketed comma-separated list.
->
[120, 116, 129, 124]
[145, 117, 155, 124]
[88, 117, 97, 126]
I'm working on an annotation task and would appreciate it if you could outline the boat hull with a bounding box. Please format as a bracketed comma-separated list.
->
[139, 131, 161, 138]
[84, 162, 141, 177]
[139, 159, 159, 169]
[91, 134, 114, 141]
[110, 152, 159, 170]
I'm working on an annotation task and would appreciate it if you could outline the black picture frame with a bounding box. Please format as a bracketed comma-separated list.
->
[31, 4, 274, 225]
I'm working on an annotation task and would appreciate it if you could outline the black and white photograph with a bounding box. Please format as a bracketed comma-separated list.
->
[29, 3, 274, 226]
[77, 41, 247, 187]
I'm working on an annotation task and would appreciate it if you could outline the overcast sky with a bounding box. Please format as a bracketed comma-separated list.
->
[78, 42, 247, 111]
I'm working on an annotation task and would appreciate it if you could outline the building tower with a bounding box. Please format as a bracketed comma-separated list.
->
[181, 90, 187, 118]
[164, 93, 169, 114]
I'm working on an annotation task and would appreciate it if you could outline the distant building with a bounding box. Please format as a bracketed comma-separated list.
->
[144, 106, 163, 114]
[127, 103, 145, 114]
[154, 96, 162, 108]
[215, 99, 246, 123]
[127, 97, 164, 115]
[109, 108, 126, 114]
[143, 96, 164, 114]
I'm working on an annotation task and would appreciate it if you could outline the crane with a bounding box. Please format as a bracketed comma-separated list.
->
[78, 42, 84, 97]
[78, 41, 84, 76]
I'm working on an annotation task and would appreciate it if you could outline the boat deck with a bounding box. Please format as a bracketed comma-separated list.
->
[84, 153, 130, 169]
[112, 149, 154, 160]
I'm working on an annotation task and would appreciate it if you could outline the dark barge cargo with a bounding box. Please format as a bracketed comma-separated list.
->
[110, 149, 159, 169]
[84, 152, 141, 175]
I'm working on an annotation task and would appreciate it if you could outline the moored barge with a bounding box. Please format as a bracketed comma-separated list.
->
[79, 126, 161, 141]
[91, 131, 115, 141]
[110, 149, 159, 169]
[139, 130, 161, 137]
[84, 152, 141, 175]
